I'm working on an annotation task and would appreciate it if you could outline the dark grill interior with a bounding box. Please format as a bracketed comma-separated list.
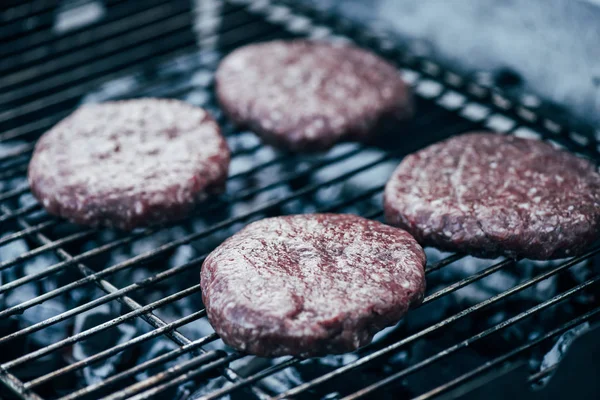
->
[1, 1, 599, 399]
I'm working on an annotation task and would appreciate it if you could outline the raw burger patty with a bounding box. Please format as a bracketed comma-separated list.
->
[28, 99, 230, 230]
[201, 214, 426, 357]
[215, 39, 412, 152]
[384, 132, 600, 259]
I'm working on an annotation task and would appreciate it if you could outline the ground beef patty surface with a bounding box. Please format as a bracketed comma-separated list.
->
[28, 99, 230, 230]
[215, 39, 412, 152]
[384, 132, 600, 259]
[201, 214, 426, 357]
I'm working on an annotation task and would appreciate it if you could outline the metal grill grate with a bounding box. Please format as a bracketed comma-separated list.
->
[1, 0, 599, 399]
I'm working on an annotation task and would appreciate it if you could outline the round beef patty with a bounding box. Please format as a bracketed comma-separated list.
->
[384, 132, 600, 259]
[201, 214, 426, 357]
[215, 40, 412, 152]
[28, 99, 230, 230]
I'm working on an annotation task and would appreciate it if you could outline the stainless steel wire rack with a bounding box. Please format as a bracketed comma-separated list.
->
[1, 0, 599, 399]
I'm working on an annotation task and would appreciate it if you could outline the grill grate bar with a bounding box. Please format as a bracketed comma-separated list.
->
[0, 112, 69, 144]
[0, 372, 43, 400]
[114, 353, 245, 400]
[343, 275, 600, 399]
[32, 186, 398, 399]
[1, 1, 598, 398]
[0, 185, 29, 203]
[413, 305, 600, 400]
[0, 164, 28, 181]
[0, 255, 204, 346]
[3, 214, 264, 394]
[2, 0, 56, 21]
[0, 9, 280, 126]
[0, 108, 478, 396]
[0, 231, 146, 318]
[1, 0, 68, 42]
[0, 136, 452, 398]
[0, 203, 39, 225]
[0, 143, 34, 163]
[0, 0, 182, 64]
[0, 41, 198, 128]
[1, 11, 194, 101]
[227, 145, 365, 199]
[421, 259, 515, 304]
[57, 334, 220, 400]
[25, 310, 210, 388]
[0, 204, 214, 376]
[325, 185, 384, 212]
[528, 364, 557, 383]
[0, 18, 282, 144]
[273, 244, 600, 399]
[1, 1, 250, 82]
[362, 210, 384, 220]
[201, 357, 301, 400]
[0, 160, 31, 179]
[210, 274, 599, 400]
[425, 253, 466, 274]
[2, 284, 202, 370]
[0, 229, 94, 276]
[0, 220, 54, 247]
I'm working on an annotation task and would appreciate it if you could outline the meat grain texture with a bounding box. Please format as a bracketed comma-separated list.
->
[201, 214, 426, 357]
[216, 39, 413, 152]
[28, 99, 230, 230]
[384, 132, 600, 259]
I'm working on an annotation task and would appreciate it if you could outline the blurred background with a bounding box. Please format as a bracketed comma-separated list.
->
[300, 0, 600, 127]
[7, 0, 598, 126]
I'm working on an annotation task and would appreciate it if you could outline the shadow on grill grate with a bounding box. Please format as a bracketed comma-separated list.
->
[1, 0, 599, 399]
